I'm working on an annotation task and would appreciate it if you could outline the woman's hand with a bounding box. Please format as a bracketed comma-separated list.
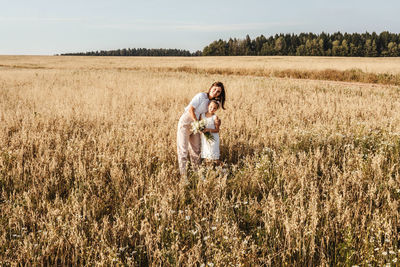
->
[215, 118, 221, 127]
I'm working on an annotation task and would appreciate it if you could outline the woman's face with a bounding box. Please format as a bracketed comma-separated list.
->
[209, 86, 222, 99]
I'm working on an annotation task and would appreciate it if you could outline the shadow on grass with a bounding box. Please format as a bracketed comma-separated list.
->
[220, 140, 257, 166]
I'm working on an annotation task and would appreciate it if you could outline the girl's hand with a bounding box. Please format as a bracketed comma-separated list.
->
[202, 128, 209, 133]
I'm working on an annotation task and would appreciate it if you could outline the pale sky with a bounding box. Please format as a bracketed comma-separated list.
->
[1, 0, 399, 55]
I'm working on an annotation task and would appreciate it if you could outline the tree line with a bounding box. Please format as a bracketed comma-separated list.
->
[61, 48, 202, 57]
[61, 31, 400, 57]
[203, 31, 400, 57]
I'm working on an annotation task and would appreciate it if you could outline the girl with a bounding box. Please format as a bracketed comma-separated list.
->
[199, 100, 221, 165]
[177, 82, 226, 175]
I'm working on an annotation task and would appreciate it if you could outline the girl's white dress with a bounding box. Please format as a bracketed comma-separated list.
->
[200, 113, 220, 160]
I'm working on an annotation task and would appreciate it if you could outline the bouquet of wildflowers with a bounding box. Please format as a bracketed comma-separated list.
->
[191, 119, 215, 143]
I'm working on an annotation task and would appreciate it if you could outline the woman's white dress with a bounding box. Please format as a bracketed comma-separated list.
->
[200, 113, 220, 160]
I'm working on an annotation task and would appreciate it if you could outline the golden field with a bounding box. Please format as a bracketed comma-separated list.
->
[2, 55, 400, 73]
[1, 56, 400, 266]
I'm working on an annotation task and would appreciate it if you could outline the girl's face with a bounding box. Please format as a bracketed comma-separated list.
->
[209, 86, 222, 99]
[208, 102, 219, 114]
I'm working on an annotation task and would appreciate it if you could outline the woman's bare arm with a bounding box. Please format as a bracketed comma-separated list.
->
[215, 117, 221, 128]
[188, 105, 198, 121]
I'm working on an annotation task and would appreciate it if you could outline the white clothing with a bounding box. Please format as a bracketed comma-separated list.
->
[177, 113, 201, 175]
[184, 93, 210, 119]
[200, 113, 220, 160]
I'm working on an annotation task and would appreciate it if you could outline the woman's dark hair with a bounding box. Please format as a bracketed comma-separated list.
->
[207, 81, 226, 110]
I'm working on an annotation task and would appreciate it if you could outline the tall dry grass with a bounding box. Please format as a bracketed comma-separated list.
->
[1, 56, 400, 266]
[2, 55, 400, 74]
[2, 56, 400, 87]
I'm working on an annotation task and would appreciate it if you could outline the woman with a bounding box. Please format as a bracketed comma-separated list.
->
[177, 81, 226, 175]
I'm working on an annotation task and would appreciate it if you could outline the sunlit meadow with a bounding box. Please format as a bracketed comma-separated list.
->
[1, 56, 400, 266]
